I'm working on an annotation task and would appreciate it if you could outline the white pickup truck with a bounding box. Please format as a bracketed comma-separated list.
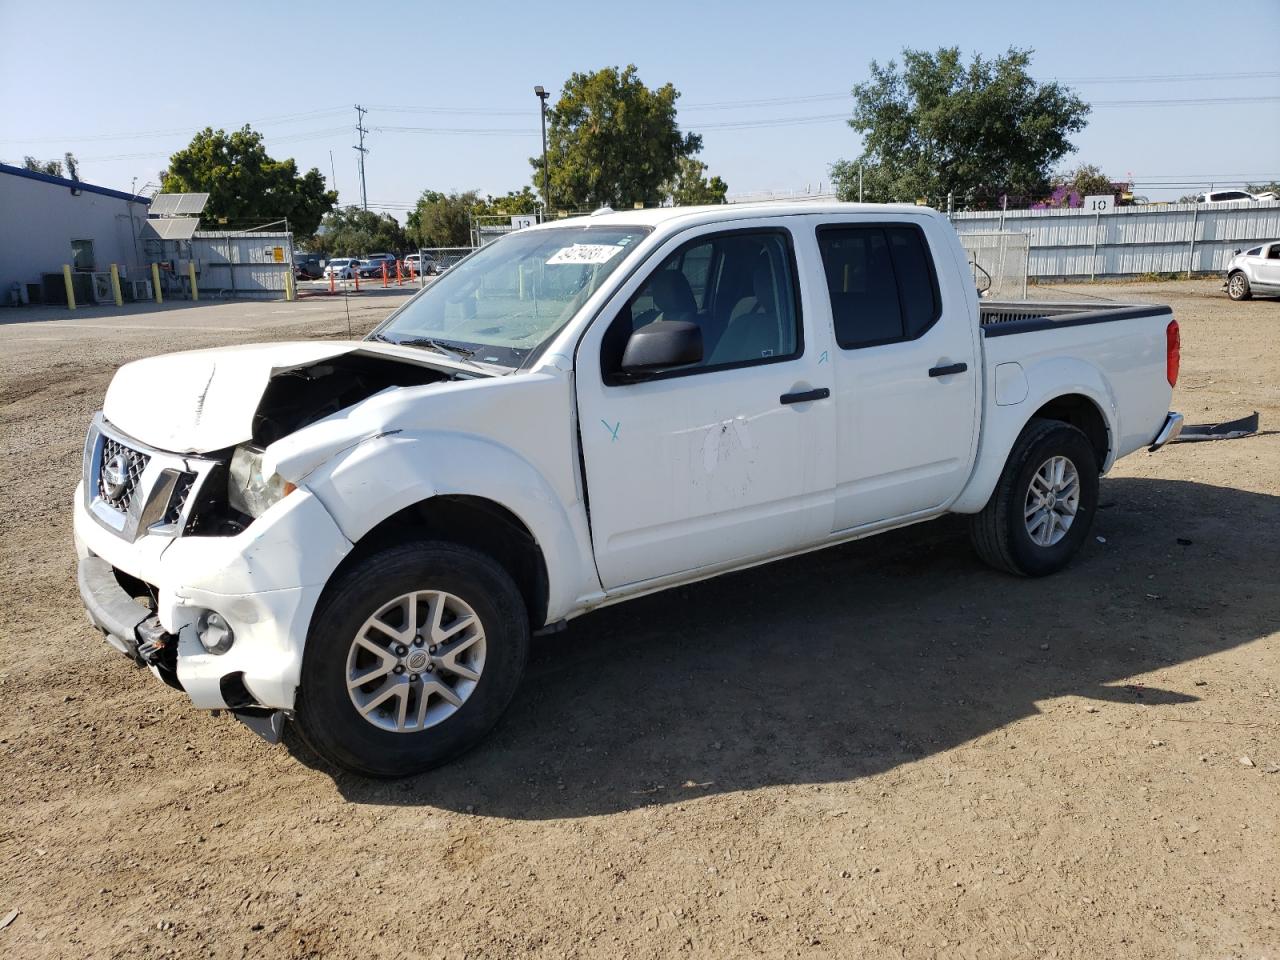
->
[75, 203, 1183, 776]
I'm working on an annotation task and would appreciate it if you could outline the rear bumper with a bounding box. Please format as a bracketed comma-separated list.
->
[1149, 411, 1184, 452]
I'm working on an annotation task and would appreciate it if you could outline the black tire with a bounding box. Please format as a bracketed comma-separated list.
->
[295, 540, 529, 777]
[1227, 272, 1252, 301]
[969, 418, 1099, 577]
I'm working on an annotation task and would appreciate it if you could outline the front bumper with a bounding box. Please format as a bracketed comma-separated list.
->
[1148, 410, 1184, 452]
[75, 482, 351, 711]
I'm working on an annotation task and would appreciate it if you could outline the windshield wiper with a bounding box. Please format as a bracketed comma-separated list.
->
[373, 332, 471, 359]
[398, 337, 476, 361]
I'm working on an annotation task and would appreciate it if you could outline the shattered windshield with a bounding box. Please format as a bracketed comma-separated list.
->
[372, 224, 650, 368]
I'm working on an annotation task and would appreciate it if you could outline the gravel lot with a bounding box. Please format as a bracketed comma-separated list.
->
[1, 279, 1277, 959]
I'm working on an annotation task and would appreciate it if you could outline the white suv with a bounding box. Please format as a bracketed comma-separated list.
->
[323, 258, 358, 280]
[1225, 241, 1280, 300]
[1197, 190, 1265, 204]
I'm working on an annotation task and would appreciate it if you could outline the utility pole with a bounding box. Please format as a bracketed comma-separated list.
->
[353, 104, 369, 212]
[534, 86, 551, 220]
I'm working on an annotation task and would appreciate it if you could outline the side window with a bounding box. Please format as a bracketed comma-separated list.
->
[886, 227, 940, 337]
[601, 230, 801, 382]
[817, 224, 940, 349]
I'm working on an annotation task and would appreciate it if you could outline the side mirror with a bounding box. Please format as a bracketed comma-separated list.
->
[1233, 248, 1242, 255]
[620, 320, 703, 374]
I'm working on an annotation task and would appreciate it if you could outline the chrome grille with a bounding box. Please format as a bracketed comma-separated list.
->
[163, 473, 196, 527]
[98, 437, 150, 511]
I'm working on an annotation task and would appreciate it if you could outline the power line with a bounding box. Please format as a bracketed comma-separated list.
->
[1048, 69, 1280, 83]
[0, 108, 351, 145]
[12, 74, 1280, 148]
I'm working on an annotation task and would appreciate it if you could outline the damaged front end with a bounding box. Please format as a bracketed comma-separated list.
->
[75, 343, 472, 736]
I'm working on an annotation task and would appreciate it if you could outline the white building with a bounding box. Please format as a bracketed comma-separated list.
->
[0, 162, 151, 305]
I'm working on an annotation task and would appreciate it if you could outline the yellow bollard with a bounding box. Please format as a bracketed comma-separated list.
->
[188, 261, 199, 302]
[284, 270, 295, 302]
[109, 264, 123, 306]
[62, 264, 77, 311]
[151, 263, 163, 304]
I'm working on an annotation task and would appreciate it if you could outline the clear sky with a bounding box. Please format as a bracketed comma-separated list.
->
[2, 0, 1277, 215]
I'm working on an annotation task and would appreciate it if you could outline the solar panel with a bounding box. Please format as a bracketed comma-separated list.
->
[140, 217, 200, 241]
[149, 193, 209, 216]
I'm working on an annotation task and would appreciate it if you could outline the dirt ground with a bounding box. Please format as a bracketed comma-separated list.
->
[1, 279, 1277, 959]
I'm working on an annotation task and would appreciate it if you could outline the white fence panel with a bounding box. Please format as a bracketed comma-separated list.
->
[190, 231, 293, 299]
[951, 201, 1280, 279]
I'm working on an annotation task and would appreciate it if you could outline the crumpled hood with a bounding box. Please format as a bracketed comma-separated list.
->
[103, 340, 458, 453]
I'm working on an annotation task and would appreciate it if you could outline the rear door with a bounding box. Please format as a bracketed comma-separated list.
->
[575, 221, 835, 589]
[812, 214, 981, 531]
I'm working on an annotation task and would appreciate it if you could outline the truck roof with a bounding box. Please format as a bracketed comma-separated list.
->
[533, 201, 943, 231]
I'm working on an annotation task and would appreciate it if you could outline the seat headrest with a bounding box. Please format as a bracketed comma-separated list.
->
[752, 256, 776, 309]
[650, 270, 697, 319]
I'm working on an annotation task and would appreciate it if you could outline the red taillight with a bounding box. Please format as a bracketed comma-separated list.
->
[1166, 319, 1180, 388]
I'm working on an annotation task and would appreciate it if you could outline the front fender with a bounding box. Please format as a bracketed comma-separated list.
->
[298, 431, 596, 623]
[951, 356, 1119, 514]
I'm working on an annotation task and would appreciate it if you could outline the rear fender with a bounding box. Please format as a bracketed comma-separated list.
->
[951, 357, 1118, 514]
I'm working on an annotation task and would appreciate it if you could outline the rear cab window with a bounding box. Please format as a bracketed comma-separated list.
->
[815, 223, 941, 349]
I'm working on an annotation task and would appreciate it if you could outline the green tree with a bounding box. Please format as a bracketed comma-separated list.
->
[479, 186, 538, 216]
[24, 155, 64, 176]
[666, 156, 729, 206]
[531, 65, 701, 211]
[1053, 163, 1115, 198]
[161, 126, 336, 238]
[406, 190, 482, 248]
[830, 47, 1090, 207]
[312, 206, 407, 257]
[1247, 181, 1280, 196]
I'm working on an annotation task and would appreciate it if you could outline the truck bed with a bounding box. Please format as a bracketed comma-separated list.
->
[979, 300, 1172, 337]
[974, 298, 1175, 473]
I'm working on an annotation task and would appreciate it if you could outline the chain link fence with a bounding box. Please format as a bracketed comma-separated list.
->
[414, 247, 476, 282]
[958, 232, 1029, 299]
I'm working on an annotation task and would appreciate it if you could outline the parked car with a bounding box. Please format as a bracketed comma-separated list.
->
[402, 252, 440, 276]
[323, 258, 358, 280]
[74, 203, 1183, 776]
[294, 254, 324, 280]
[1196, 190, 1266, 204]
[1224, 241, 1280, 300]
[359, 253, 399, 278]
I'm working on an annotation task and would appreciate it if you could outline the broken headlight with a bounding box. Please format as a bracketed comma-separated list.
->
[227, 445, 294, 518]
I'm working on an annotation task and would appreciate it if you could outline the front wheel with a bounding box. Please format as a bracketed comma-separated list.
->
[969, 418, 1099, 577]
[1227, 272, 1252, 301]
[295, 541, 530, 777]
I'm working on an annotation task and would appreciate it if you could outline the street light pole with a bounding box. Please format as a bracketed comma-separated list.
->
[534, 85, 550, 220]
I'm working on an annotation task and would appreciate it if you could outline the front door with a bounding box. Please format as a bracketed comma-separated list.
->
[1256, 244, 1280, 287]
[576, 224, 835, 590]
[813, 216, 981, 531]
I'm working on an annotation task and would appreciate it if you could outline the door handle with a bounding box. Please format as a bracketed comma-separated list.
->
[928, 362, 968, 378]
[779, 387, 830, 405]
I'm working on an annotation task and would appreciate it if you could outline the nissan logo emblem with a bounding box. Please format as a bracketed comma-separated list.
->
[103, 453, 130, 500]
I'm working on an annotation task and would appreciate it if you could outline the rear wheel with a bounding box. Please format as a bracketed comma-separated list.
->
[1227, 272, 1252, 301]
[295, 541, 529, 777]
[969, 418, 1099, 577]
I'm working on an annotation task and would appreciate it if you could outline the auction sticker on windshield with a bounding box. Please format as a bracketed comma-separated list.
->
[546, 244, 625, 265]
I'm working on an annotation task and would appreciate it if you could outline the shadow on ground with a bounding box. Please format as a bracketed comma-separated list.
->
[296, 475, 1280, 817]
